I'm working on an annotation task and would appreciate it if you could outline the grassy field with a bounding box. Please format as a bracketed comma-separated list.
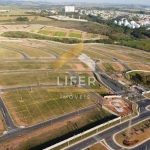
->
[127, 53, 150, 63]
[115, 118, 150, 147]
[83, 50, 111, 60]
[0, 9, 51, 22]
[102, 63, 118, 73]
[0, 60, 89, 71]
[0, 48, 22, 59]
[0, 61, 53, 71]
[122, 39, 150, 51]
[1, 87, 97, 126]
[0, 42, 53, 58]
[54, 31, 67, 37]
[91, 45, 137, 62]
[78, 73, 109, 95]
[38, 30, 51, 35]
[69, 32, 82, 38]
[126, 63, 150, 70]
[0, 72, 70, 88]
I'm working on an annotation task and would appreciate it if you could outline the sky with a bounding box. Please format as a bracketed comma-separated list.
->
[22, 0, 150, 5]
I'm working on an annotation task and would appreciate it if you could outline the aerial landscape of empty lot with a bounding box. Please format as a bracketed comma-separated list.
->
[0, 1, 150, 150]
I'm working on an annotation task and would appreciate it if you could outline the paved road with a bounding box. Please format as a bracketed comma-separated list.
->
[0, 97, 17, 130]
[0, 45, 29, 60]
[66, 99, 150, 150]
[0, 104, 97, 143]
[94, 63, 127, 94]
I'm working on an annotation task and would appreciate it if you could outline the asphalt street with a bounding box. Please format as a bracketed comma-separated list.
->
[0, 104, 98, 143]
[0, 98, 17, 130]
[0, 41, 149, 150]
[66, 99, 150, 150]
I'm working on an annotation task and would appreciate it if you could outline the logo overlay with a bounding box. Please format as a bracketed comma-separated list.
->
[52, 42, 100, 100]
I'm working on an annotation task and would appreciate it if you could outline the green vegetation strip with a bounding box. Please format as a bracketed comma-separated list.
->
[54, 31, 67, 37]
[38, 30, 51, 35]
[2, 31, 81, 44]
[69, 33, 82, 38]
[126, 71, 150, 88]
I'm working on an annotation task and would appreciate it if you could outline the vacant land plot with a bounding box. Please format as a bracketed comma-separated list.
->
[78, 72, 109, 95]
[91, 45, 138, 62]
[0, 72, 70, 88]
[1, 87, 97, 126]
[86, 33, 99, 39]
[0, 60, 90, 71]
[83, 50, 111, 60]
[0, 61, 53, 71]
[101, 62, 125, 73]
[0, 42, 53, 58]
[83, 48, 111, 60]
[126, 63, 150, 70]
[0, 48, 22, 59]
[102, 63, 118, 73]
[127, 52, 150, 63]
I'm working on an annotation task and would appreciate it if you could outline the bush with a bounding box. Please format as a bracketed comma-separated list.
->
[16, 17, 29, 22]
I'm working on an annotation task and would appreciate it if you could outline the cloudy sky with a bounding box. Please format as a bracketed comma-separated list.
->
[25, 0, 149, 5]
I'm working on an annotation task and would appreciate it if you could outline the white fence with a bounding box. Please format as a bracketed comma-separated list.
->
[126, 70, 150, 74]
[43, 117, 121, 150]
[104, 95, 122, 99]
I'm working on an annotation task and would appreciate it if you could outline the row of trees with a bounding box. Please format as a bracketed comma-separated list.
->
[129, 73, 150, 88]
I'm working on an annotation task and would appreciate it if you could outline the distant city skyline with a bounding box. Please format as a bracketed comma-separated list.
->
[11, 0, 150, 5]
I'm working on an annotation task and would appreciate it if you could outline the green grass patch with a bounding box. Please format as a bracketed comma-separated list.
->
[102, 63, 117, 73]
[0, 72, 70, 88]
[54, 31, 67, 37]
[2, 87, 97, 126]
[121, 39, 150, 51]
[0, 43, 53, 58]
[2, 31, 81, 44]
[128, 53, 150, 63]
[69, 32, 82, 38]
[38, 30, 51, 35]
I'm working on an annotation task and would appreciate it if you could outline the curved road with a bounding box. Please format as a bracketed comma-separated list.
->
[66, 99, 150, 150]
